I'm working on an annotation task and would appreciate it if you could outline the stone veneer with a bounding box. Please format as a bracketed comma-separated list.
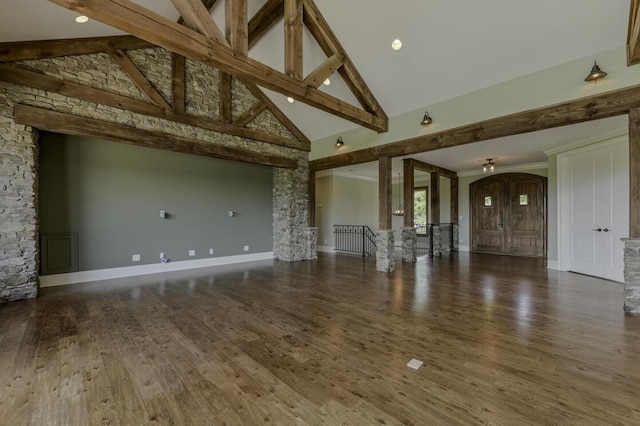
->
[623, 239, 640, 314]
[401, 227, 417, 263]
[0, 48, 313, 303]
[303, 227, 319, 261]
[431, 226, 442, 257]
[376, 230, 395, 272]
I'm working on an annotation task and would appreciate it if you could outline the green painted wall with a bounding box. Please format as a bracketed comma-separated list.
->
[39, 133, 273, 272]
[315, 175, 378, 247]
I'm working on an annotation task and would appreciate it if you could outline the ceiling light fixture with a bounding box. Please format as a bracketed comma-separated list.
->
[482, 159, 496, 174]
[75, 15, 89, 24]
[335, 136, 344, 147]
[286, 97, 295, 104]
[584, 61, 607, 83]
[420, 111, 433, 126]
[323, 78, 331, 86]
[391, 39, 403, 51]
[392, 173, 405, 216]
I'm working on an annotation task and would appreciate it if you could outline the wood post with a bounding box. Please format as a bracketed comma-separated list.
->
[630, 108, 640, 238]
[309, 170, 316, 227]
[403, 159, 414, 228]
[379, 156, 392, 229]
[451, 176, 459, 225]
[171, 53, 186, 114]
[430, 172, 440, 224]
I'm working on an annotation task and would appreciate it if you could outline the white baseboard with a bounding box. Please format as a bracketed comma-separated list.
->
[39, 252, 274, 287]
[547, 260, 560, 270]
[458, 245, 470, 252]
[317, 245, 335, 253]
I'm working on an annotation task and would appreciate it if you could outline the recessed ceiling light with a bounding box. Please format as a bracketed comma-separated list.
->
[286, 97, 295, 104]
[323, 78, 331, 86]
[391, 39, 403, 51]
[75, 15, 89, 24]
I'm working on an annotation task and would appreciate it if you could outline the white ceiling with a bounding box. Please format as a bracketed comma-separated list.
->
[0, 0, 632, 174]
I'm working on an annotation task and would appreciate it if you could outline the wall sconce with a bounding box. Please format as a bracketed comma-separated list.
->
[420, 111, 433, 126]
[335, 136, 344, 147]
[584, 61, 607, 83]
[482, 159, 496, 174]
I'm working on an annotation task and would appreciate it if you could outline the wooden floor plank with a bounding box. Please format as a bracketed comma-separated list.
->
[1, 252, 639, 425]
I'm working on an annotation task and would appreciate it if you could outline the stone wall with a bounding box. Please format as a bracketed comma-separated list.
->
[0, 47, 310, 302]
[376, 230, 395, 272]
[624, 239, 640, 314]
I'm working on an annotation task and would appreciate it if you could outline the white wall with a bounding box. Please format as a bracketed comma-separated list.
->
[317, 174, 453, 248]
[310, 45, 636, 161]
[316, 174, 378, 248]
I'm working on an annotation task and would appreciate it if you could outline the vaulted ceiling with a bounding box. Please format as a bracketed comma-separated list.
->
[0, 0, 630, 144]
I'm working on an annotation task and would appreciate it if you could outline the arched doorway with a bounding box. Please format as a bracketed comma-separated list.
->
[470, 173, 546, 257]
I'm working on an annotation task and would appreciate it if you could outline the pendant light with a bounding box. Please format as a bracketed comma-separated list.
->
[420, 111, 433, 126]
[392, 173, 405, 216]
[584, 61, 607, 83]
[482, 159, 496, 174]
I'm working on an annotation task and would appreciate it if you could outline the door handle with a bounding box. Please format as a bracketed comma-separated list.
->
[592, 228, 602, 232]
[603, 228, 610, 232]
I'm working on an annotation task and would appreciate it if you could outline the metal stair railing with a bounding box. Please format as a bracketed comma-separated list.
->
[333, 225, 377, 257]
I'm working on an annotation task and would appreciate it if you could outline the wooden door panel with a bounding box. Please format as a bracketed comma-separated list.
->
[507, 176, 545, 257]
[471, 179, 504, 253]
[471, 173, 546, 258]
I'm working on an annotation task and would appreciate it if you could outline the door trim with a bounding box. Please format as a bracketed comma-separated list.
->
[557, 135, 628, 273]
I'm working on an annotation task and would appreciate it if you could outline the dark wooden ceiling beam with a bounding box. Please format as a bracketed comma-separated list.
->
[233, 101, 268, 127]
[226, 0, 248, 55]
[302, 0, 386, 122]
[243, 82, 310, 143]
[284, 0, 303, 80]
[407, 158, 457, 179]
[170, 0, 225, 42]
[304, 54, 343, 88]
[248, 0, 284, 49]
[14, 104, 297, 168]
[171, 53, 186, 113]
[219, 72, 233, 122]
[310, 84, 640, 171]
[177, 0, 219, 26]
[46, 0, 386, 132]
[0, 35, 152, 62]
[0, 64, 308, 151]
[108, 49, 170, 108]
[629, 0, 640, 65]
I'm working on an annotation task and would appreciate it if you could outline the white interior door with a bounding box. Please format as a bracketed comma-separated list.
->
[601, 141, 629, 282]
[561, 138, 629, 282]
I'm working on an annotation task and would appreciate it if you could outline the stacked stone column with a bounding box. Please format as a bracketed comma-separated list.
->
[624, 239, 640, 314]
[402, 227, 417, 263]
[376, 230, 395, 272]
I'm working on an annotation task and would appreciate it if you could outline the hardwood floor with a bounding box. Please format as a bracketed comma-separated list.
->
[1, 252, 639, 425]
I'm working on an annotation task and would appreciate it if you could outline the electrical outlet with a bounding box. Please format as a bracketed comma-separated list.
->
[189, 250, 195, 256]
[160, 252, 165, 258]
[243, 245, 249, 252]
[132, 254, 141, 262]
[209, 248, 214, 255]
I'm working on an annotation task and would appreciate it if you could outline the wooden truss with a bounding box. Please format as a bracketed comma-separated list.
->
[45, 0, 388, 133]
[629, 0, 640, 65]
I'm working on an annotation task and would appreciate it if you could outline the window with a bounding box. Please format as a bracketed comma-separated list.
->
[413, 187, 428, 230]
[519, 194, 529, 205]
[484, 196, 492, 207]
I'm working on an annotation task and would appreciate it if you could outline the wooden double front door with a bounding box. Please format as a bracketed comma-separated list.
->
[470, 173, 546, 257]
